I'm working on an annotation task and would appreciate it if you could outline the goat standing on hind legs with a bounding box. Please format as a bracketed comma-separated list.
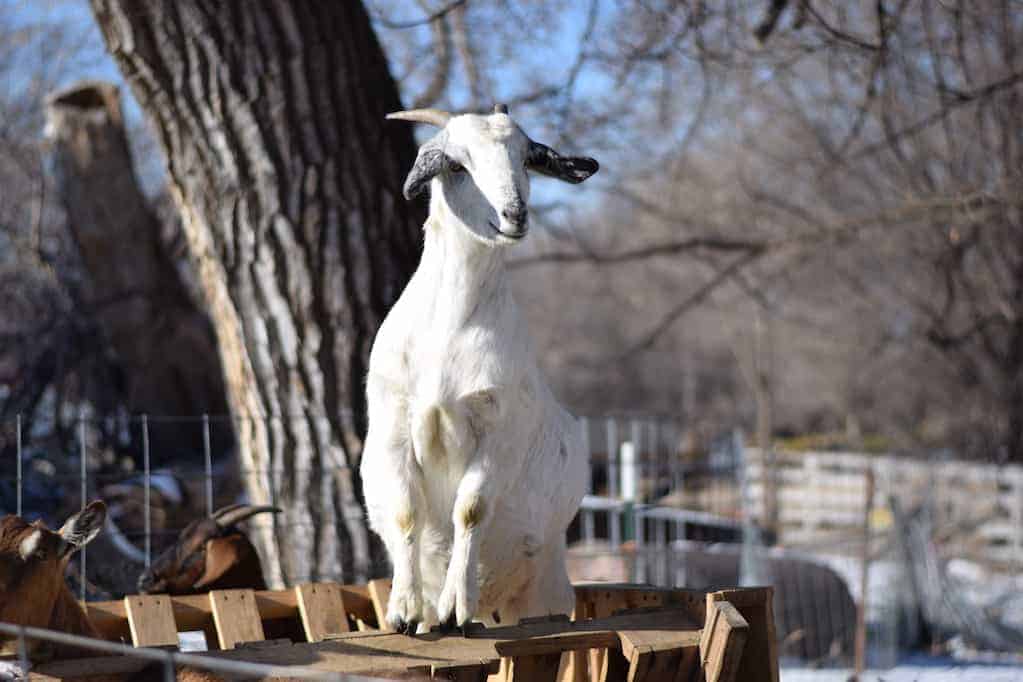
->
[361, 105, 598, 635]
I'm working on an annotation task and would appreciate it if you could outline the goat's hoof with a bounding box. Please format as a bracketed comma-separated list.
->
[394, 619, 417, 635]
[460, 621, 474, 638]
[438, 613, 458, 634]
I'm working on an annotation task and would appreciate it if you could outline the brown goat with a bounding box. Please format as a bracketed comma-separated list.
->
[0, 504, 223, 681]
[138, 505, 280, 595]
[0, 501, 107, 661]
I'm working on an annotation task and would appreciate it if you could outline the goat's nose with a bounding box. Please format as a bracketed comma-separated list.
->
[502, 204, 528, 227]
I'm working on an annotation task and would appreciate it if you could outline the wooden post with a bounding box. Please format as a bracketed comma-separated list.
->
[853, 467, 875, 678]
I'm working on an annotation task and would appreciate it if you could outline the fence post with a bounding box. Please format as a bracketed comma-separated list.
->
[580, 416, 591, 494]
[854, 467, 876, 679]
[620, 441, 638, 502]
[203, 413, 214, 517]
[78, 407, 87, 603]
[630, 418, 643, 497]
[1013, 466, 1023, 571]
[142, 413, 151, 570]
[15, 413, 22, 517]
[606, 418, 618, 499]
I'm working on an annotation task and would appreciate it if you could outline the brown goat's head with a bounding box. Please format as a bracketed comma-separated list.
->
[0, 502, 106, 657]
[137, 504, 280, 595]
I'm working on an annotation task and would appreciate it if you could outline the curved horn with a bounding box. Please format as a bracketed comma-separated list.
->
[212, 504, 282, 529]
[386, 108, 452, 128]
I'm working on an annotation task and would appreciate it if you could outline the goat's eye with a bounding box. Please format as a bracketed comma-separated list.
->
[449, 161, 465, 173]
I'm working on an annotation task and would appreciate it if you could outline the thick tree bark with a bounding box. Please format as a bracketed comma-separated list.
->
[45, 81, 230, 460]
[90, 1, 425, 584]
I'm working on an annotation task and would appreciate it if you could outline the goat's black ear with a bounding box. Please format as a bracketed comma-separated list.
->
[58, 500, 106, 553]
[526, 141, 598, 184]
[403, 147, 448, 200]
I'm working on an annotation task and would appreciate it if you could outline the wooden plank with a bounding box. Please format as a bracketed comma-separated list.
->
[572, 584, 703, 682]
[339, 583, 377, 628]
[508, 653, 563, 682]
[295, 582, 350, 642]
[368, 578, 393, 631]
[209, 589, 265, 650]
[561, 650, 589, 682]
[433, 660, 500, 681]
[699, 601, 748, 682]
[598, 649, 629, 682]
[123, 594, 179, 648]
[619, 629, 700, 682]
[706, 588, 778, 682]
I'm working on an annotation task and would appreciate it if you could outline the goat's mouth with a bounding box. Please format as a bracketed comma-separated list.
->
[488, 221, 527, 241]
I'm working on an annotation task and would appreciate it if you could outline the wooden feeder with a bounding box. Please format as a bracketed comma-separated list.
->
[29, 583, 778, 681]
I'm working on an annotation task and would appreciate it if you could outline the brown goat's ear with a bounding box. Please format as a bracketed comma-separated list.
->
[58, 501, 106, 555]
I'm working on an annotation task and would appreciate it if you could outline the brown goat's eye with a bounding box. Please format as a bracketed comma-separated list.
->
[449, 161, 465, 173]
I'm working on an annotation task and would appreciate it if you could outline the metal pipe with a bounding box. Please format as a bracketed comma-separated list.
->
[78, 409, 87, 603]
[203, 413, 213, 517]
[0, 622, 342, 680]
[606, 418, 618, 499]
[143, 413, 151, 569]
[15, 413, 22, 516]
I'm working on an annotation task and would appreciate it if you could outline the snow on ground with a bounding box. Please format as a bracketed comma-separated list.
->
[782, 655, 1023, 682]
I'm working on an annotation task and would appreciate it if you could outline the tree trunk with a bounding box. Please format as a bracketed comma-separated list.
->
[45, 81, 230, 460]
[90, 1, 425, 584]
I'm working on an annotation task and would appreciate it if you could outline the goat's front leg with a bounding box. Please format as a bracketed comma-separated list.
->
[436, 464, 493, 632]
[361, 390, 425, 635]
[363, 448, 425, 634]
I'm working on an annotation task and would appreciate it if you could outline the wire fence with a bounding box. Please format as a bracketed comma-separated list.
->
[5, 409, 1023, 668]
[3, 409, 715, 598]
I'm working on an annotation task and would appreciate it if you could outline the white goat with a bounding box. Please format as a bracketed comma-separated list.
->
[361, 105, 598, 635]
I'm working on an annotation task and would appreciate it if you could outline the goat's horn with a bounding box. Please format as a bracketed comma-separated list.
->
[212, 504, 282, 529]
[493, 104, 508, 114]
[386, 108, 452, 128]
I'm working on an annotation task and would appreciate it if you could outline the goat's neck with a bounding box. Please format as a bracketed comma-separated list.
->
[418, 212, 510, 327]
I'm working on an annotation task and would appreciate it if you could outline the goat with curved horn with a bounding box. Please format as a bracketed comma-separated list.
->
[365, 105, 597, 635]
[137, 504, 281, 595]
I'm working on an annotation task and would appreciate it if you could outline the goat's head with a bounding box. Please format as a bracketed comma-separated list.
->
[389, 105, 598, 244]
[137, 504, 280, 595]
[0, 502, 106, 652]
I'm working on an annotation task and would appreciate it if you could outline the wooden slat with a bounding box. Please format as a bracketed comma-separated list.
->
[571, 585, 703, 682]
[508, 652, 563, 682]
[706, 588, 778, 682]
[699, 600, 748, 682]
[432, 659, 501, 681]
[597, 649, 629, 682]
[123, 594, 179, 648]
[209, 589, 265, 650]
[295, 582, 350, 642]
[87, 582, 377, 641]
[368, 578, 393, 631]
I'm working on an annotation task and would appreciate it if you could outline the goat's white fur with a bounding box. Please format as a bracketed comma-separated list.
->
[361, 112, 587, 631]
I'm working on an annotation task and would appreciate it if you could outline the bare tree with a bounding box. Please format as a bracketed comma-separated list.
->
[90, 0, 426, 584]
[45, 81, 229, 459]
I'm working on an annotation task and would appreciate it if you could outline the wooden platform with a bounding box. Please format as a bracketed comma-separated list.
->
[30, 584, 778, 682]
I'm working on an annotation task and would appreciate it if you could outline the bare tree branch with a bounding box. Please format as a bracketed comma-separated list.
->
[370, 0, 468, 30]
